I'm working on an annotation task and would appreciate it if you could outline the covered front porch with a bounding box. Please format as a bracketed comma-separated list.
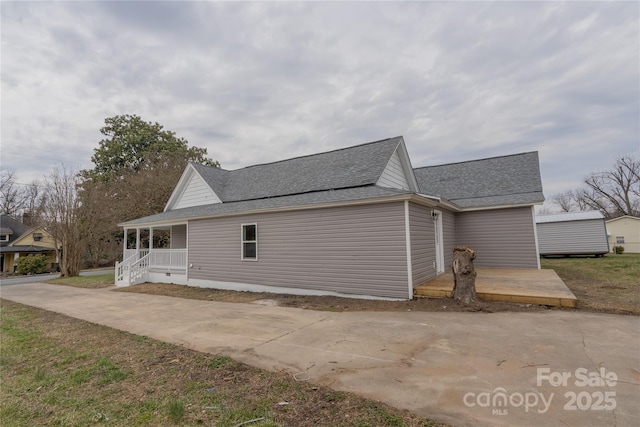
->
[116, 224, 188, 287]
[414, 268, 577, 307]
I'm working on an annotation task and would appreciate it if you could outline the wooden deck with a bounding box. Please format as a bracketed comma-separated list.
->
[414, 268, 577, 307]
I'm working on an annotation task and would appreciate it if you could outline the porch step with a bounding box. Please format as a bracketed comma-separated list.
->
[414, 268, 577, 308]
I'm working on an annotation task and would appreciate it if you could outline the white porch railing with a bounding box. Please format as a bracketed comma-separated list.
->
[124, 249, 148, 261]
[115, 249, 186, 287]
[128, 252, 151, 285]
[148, 249, 188, 271]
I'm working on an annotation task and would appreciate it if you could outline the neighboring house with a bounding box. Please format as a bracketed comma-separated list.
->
[536, 211, 609, 257]
[0, 214, 59, 273]
[606, 215, 640, 253]
[117, 136, 544, 300]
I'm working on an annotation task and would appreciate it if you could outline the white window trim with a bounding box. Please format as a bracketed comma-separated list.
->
[616, 236, 625, 244]
[241, 223, 258, 261]
[0, 234, 8, 242]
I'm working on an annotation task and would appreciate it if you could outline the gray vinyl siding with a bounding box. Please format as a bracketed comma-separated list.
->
[171, 225, 187, 249]
[188, 202, 410, 299]
[377, 150, 410, 190]
[409, 203, 437, 286]
[456, 206, 538, 268]
[536, 219, 609, 255]
[441, 209, 456, 269]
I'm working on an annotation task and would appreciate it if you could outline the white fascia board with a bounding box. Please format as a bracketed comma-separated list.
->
[164, 164, 197, 212]
[164, 164, 222, 212]
[411, 194, 461, 211]
[396, 138, 420, 193]
[459, 202, 540, 212]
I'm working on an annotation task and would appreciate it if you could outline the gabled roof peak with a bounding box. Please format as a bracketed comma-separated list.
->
[185, 136, 405, 204]
[235, 136, 403, 171]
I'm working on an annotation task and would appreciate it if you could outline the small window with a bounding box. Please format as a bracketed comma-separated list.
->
[0, 234, 8, 242]
[33, 232, 43, 242]
[241, 224, 258, 261]
[616, 236, 625, 244]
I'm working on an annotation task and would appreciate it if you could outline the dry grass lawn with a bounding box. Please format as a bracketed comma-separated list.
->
[540, 253, 640, 315]
[0, 299, 444, 427]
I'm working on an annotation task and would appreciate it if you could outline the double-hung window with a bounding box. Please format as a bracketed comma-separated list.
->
[241, 224, 258, 261]
[616, 236, 625, 244]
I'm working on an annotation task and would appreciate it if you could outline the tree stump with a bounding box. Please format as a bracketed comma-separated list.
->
[452, 246, 477, 304]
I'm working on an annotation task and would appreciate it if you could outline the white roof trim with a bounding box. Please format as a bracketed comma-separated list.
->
[376, 138, 419, 193]
[164, 164, 222, 212]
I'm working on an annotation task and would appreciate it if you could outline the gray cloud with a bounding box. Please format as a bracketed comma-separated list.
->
[1, 1, 638, 204]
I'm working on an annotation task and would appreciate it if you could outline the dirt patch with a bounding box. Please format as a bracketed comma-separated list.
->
[115, 283, 553, 314]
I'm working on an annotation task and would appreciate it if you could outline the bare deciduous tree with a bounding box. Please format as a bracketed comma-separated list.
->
[550, 156, 640, 218]
[22, 181, 47, 226]
[0, 168, 25, 215]
[44, 164, 82, 277]
[550, 190, 575, 212]
[581, 155, 640, 218]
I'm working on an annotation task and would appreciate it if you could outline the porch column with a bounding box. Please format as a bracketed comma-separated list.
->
[123, 228, 129, 260]
[136, 228, 141, 252]
[149, 227, 154, 250]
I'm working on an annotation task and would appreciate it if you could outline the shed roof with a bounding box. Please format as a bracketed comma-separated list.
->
[536, 211, 604, 224]
[413, 151, 544, 208]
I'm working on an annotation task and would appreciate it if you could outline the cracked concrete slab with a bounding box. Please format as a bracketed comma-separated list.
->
[1, 283, 639, 426]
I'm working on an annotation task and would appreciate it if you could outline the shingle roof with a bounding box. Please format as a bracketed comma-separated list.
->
[413, 151, 544, 208]
[125, 139, 547, 227]
[192, 136, 403, 202]
[0, 214, 28, 247]
[122, 185, 411, 227]
[536, 211, 604, 224]
[0, 245, 54, 254]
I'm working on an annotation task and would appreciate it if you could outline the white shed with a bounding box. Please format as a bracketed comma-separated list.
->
[536, 211, 609, 257]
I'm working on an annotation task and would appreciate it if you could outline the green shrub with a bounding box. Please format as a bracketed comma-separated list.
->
[613, 246, 625, 254]
[15, 254, 49, 275]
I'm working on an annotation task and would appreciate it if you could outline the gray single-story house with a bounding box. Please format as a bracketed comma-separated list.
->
[117, 136, 544, 300]
[536, 211, 610, 257]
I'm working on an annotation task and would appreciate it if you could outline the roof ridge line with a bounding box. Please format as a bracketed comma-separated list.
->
[232, 136, 403, 171]
[414, 151, 538, 170]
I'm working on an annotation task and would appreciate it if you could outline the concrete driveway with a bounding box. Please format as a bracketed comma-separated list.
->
[1, 283, 639, 427]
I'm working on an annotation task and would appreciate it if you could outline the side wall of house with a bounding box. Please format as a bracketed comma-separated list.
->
[408, 203, 457, 286]
[188, 202, 411, 299]
[537, 219, 610, 255]
[606, 218, 640, 253]
[409, 202, 435, 286]
[442, 209, 457, 269]
[456, 206, 539, 268]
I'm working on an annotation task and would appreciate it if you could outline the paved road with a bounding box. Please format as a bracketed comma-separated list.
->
[0, 268, 114, 286]
[1, 283, 639, 427]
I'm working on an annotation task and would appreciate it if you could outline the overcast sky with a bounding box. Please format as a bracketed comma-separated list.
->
[2, 1, 639, 202]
